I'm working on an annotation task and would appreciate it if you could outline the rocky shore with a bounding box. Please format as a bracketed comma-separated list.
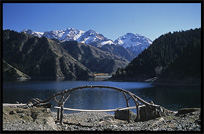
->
[2, 105, 201, 131]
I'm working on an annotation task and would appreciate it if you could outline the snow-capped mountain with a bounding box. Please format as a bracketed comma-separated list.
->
[43, 28, 85, 41]
[114, 33, 152, 56]
[22, 28, 114, 47]
[78, 29, 114, 46]
[22, 28, 152, 57]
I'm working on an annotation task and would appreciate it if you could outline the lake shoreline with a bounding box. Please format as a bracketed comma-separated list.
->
[3, 76, 201, 87]
[3, 106, 201, 131]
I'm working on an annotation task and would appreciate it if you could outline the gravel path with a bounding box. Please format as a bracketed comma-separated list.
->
[2, 106, 201, 131]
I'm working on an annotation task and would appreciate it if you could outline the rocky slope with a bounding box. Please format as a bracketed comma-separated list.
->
[61, 41, 129, 74]
[3, 60, 31, 80]
[3, 30, 93, 80]
[100, 44, 135, 62]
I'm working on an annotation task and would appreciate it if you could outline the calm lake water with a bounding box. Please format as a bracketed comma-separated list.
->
[3, 80, 201, 113]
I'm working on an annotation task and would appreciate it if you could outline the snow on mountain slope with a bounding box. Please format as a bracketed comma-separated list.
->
[78, 29, 114, 46]
[114, 33, 152, 50]
[43, 28, 85, 41]
[22, 28, 152, 57]
[22, 28, 114, 46]
[114, 33, 152, 56]
[22, 29, 44, 38]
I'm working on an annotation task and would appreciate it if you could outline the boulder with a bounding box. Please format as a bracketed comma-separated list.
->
[114, 110, 136, 122]
[139, 105, 164, 121]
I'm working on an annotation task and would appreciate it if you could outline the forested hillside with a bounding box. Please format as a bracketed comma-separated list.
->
[111, 28, 201, 84]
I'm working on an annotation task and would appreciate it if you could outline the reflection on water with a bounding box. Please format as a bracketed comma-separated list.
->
[3, 80, 201, 113]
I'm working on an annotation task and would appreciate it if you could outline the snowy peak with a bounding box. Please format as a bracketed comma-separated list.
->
[22, 28, 114, 46]
[114, 33, 152, 48]
[114, 33, 152, 56]
[22, 29, 43, 38]
[79, 29, 114, 46]
[22, 28, 152, 57]
[79, 29, 101, 43]
[43, 28, 85, 41]
[85, 29, 98, 36]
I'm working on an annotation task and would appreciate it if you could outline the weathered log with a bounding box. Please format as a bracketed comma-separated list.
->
[34, 102, 52, 108]
[175, 108, 200, 116]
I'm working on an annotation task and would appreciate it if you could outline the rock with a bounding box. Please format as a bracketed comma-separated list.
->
[176, 108, 200, 116]
[9, 110, 16, 115]
[114, 110, 136, 122]
[19, 113, 25, 118]
[16, 109, 25, 113]
[139, 106, 163, 121]
[100, 116, 114, 122]
[31, 112, 38, 121]
[159, 127, 166, 131]
[43, 108, 51, 113]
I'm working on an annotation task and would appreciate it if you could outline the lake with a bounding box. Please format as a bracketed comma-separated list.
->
[3, 80, 201, 113]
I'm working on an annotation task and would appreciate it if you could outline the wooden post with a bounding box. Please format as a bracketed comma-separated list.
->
[123, 92, 130, 123]
[135, 103, 140, 121]
[129, 93, 140, 122]
[57, 104, 60, 120]
[58, 93, 70, 124]
[54, 96, 61, 121]
[60, 105, 64, 124]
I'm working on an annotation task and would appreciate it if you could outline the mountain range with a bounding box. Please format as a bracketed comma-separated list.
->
[3, 30, 130, 80]
[22, 28, 152, 58]
[3, 28, 152, 80]
[3, 28, 200, 83]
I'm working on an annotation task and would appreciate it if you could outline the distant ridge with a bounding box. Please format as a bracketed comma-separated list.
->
[22, 28, 152, 58]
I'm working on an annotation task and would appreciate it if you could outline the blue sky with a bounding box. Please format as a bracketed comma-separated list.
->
[3, 3, 201, 41]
